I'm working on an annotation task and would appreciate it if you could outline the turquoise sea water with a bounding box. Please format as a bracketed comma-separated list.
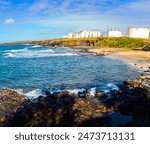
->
[0, 44, 140, 97]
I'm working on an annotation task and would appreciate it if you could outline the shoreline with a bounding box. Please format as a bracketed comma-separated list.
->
[0, 43, 150, 126]
[87, 48, 150, 71]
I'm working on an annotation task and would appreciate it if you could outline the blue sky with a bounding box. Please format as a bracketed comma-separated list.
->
[0, 0, 150, 42]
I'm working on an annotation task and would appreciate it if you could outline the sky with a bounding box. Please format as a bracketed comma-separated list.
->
[0, 0, 150, 42]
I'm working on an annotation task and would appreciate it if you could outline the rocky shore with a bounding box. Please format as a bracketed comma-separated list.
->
[0, 89, 25, 126]
[28, 38, 98, 48]
[0, 75, 149, 127]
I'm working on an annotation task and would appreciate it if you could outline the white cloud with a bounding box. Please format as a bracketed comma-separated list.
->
[4, 18, 16, 25]
[7, 0, 150, 32]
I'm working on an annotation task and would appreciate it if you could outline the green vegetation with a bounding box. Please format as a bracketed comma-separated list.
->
[7, 36, 147, 49]
[97, 37, 146, 49]
[55, 37, 146, 49]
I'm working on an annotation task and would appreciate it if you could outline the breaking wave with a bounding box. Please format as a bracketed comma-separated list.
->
[3, 48, 78, 58]
[5, 48, 28, 53]
[31, 45, 41, 48]
[18, 83, 119, 99]
[25, 89, 42, 99]
[15, 88, 42, 99]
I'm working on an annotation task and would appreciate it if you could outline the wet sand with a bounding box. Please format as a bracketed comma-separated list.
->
[88, 48, 150, 70]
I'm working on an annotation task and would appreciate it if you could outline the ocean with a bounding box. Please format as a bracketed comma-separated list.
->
[0, 44, 140, 98]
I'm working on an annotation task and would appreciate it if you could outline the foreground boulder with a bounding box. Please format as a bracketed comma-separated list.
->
[0, 89, 25, 126]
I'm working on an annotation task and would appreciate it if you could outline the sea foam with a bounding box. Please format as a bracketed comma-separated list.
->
[24, 89, 42, 99]
[3, 48, 78, 58]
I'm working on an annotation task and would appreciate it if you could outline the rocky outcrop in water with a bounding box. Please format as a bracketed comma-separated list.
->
[0, 76, 150, 127]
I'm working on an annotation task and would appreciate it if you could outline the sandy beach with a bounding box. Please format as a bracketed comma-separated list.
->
[88, 48, 150, 70]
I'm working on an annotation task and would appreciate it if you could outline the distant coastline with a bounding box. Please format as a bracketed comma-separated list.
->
[26, 37, 150, 70]
[1, 37, 150, 69]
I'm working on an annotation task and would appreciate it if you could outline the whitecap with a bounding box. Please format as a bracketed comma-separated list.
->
[4, 53, 14, 58]
[49, 53, 78, 56]
[40, 49, 53, 53]
[23, 44, 32, 46]
[89, 87, 96, 96]
[104, 90, 110, 93]
[25, 89, 41, 99]
[67, 88, 85, 95]
[5, 48, 28, 53]
[3, 51, 78, 58]
[107, 83, 119, 91]
[32, 45, 41, 48]
[16, 89, 24, 94]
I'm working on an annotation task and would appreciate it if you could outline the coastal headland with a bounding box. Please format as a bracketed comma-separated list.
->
[2, 36, 150, 74]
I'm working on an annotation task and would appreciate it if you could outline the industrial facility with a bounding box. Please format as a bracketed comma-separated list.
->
[66, 30, 101, 38]
[128, 27, 150, 38]
[65, 27, 150, 39]
[107, 28, 122, 37]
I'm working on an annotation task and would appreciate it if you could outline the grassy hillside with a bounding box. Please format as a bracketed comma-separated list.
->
[97, 37, 146, 49]
[54, 37, 146, 49]
[4, 37, 146, 49]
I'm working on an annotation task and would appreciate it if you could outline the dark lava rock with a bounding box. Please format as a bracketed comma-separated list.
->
[116, 76, 150, 126]
[1, 75, 150, 127]
[0, 89, 25, 126]
[4, 90, 113, 127]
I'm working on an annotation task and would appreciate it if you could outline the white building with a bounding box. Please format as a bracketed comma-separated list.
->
[68, 33, 74, 38]
[66, 30, 101, 38]
[128, 27, 150, 38]
[74, 33, 80, 38]
[108, 30, 122, 37]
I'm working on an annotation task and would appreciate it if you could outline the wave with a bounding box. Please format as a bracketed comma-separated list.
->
[89, 87, 96, 96]
[15, 88, 42, 99]
[5, 48, 28, 53]
[3, 47, 78, 58]
[106, 83, 119, 91]
[50, 53, 78, 56]
[67, 87, 96, 97]
[31, 45, 41, 48]
[67, 88, 85, 95]
[4, 52, 78, 58]
[23, 44, 33, 46]
[0, 88, 41, 99]
[40, 49, 53, 53]
[6, 83, 120, 100]
[5, 48, 53, 53]
[4, 53, 14, 58]
[25, 89, 42, 99]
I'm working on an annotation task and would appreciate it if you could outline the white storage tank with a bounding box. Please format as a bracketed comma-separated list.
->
[66, 30, 101, 38]
[128, 28, 150, 38]
[97, 31, 101, 37]
[108, 30, 122, 37]
[68, 33, 74, 38]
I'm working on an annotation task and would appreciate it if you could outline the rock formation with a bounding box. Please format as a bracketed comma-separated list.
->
[0, 75, 149, 127]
